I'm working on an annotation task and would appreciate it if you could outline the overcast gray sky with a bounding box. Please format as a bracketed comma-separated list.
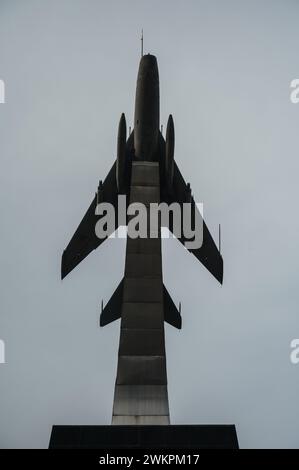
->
[0, 0, 299, 448]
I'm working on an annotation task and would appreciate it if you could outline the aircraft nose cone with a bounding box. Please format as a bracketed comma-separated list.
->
[139, 54, 158, 73]
[140, 54, 157, 65]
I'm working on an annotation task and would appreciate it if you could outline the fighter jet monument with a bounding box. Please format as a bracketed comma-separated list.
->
[50, 51, 238, 449]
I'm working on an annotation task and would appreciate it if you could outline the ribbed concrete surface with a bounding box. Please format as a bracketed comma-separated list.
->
[112, 162, 170, 425]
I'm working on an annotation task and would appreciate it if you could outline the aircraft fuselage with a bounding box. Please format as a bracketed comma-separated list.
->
[134, 54, 160, 161]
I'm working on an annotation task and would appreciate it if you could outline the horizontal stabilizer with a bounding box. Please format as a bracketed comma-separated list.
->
[100, 279, 182, 329]
[100, 279, 123, 327]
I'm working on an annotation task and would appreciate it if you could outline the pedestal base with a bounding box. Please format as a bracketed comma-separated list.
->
[49, 425, 239, 449]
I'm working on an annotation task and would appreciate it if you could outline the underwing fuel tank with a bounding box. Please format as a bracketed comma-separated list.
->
[165, 114, 175, 188]
[116, 113, 127, 193]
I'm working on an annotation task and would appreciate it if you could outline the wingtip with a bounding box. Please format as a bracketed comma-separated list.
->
[218, 255, 224, 285]
[61, 250, 68, 280]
